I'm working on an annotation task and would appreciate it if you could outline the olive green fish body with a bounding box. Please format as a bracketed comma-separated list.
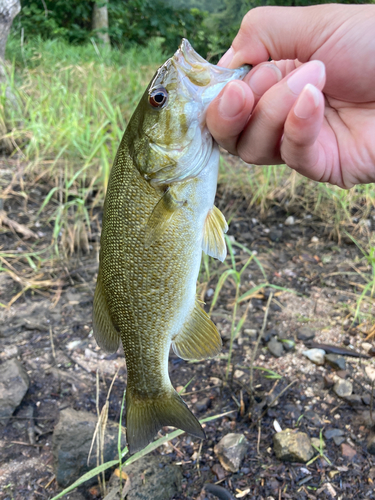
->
[93, 40, 249, 453]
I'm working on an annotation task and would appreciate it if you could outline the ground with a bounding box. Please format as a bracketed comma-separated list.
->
[1, 161, 375, 500]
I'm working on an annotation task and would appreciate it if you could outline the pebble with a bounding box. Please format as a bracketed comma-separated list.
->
[333, 436, 346, 446]
[281, 339, 295, 352]
[297, 327, 316, 342]
[311, 437, 324, 449]
[303, 348, 326, 365]
[341, 443, 357, 459]
[304, 410, 323, 427]
[243, 329, 257, 339]
[361, 342, 372, 352]
[325, 428, 344, 440]
[214, 433, 249, 473]
[269, 229, 283, 242]
[325, 354, 346, 371]
[195, 397, 211, 412]
[273, 429, 314, 463]
[284, 216, 295, 226]
[311, 236, 319, 243]
[367, 435, 375, 455]
[0, 358, 29, 426]
[267, 338, 284, 358]
[333, 379, 353, 398]
[263, 329, 278, 343]
[0, 345, 19, 360]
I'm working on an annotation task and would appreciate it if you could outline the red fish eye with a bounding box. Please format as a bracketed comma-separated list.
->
[149, 88, 168, 109]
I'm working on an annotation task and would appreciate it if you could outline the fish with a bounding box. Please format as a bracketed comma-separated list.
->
[92, 39, 249, 454]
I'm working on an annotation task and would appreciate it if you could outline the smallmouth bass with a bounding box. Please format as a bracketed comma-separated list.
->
[93, 39, 249, 454]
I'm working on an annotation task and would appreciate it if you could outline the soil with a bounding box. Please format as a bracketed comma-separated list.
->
[1, 162, 375, 500]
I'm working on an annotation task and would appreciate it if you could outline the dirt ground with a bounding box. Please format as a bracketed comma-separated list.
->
[1, 164, 375, 500]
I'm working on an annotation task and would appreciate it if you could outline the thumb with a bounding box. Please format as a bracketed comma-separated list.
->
[222, 4, 352, 67]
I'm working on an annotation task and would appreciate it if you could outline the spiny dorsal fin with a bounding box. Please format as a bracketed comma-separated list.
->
[202, 205, 228, 262]
[172, 302, 222, 360]
[92, 274, 120, 353]
[144, 188, 184, 248]
[126, 388, 205, 454]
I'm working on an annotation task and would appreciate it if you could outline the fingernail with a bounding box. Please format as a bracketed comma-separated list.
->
[218, 47, 234, 67]
[219, 81, 246, 118]
[287, 60, 325, 95]
[248, 64, 282, 95]
[294, 84, 320, 119]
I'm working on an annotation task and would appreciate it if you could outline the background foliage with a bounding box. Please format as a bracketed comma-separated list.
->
[13, 0, 373, 61]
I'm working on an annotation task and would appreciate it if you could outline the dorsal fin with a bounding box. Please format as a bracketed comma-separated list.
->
[202, 205, 228, 262]
[172, 302, 222, 360]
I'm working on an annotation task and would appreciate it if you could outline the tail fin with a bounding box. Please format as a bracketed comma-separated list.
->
[126, 389, 205, 454]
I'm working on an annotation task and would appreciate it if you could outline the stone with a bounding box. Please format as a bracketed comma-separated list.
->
[304, 410, 323, 427]
[344, 395, 363, 406]
[243, 328, 257, 339]
[267, 338, 284, 358]
[263, 329, 278, 343]
[367, 435, 375, 455]
[0, 358, 29, 426]
[311, 437, 325, 450]
[325, 354, 346, 371]
[341, 443, 356, 459]
[214, 433, 249, 473]
[333, 436, 346, 446]
[361, 342, 373, 353]
[103, 455, 182, 500]
[297, 327, 316, 342]
[303, 348, 326, 365]
[273, 429, 314, 463]
[333, 379, 353, 398]
[325, 428, 344, 440]
[0, 345, 19, 360]
[195, 397, 211, 412]
[52, 408, 127, 487]
[280, 339, 295, 352]
[269, 229, 283, 242]
[284, 216, 295, 225]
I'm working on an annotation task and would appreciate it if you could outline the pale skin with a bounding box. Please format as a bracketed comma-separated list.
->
[206, 4, 375, 189]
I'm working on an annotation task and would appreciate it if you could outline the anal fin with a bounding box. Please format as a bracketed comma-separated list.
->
[202, 205, 228, 262]
[172, 302, 222, 360]
[145, 188, 184, 248]
[92, 274, 121, 353]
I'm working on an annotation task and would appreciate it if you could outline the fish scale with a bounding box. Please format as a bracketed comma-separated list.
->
[93, 39, 250, 453]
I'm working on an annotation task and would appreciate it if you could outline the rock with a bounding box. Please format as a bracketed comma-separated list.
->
[341, 443, 356, 459]
[195, 397, 211, 412]
[103, 455, 182, 500]
[214, 433, 249, 473]
[325, 428, 344, 440]
[367, 435, 375, 455]
[0, 345, 19, 360]
[297, 327, 315, 342]
[263, 329, 278, 343]
[267, 338, 284, 358]
[66, 494, 86, 500]
[284, 216, 295, 226]
[333, 436, 345, 446]
[52, 408, 126, 487]
[362, 394, 371, 406]
[303, 348, 326, 365]
[280, 339, 295, 352]
[325, 354, 346, 371]
[344, 395, 363, 407]
[311, 236, 319, 243]
[243, 328, 257, 339]
[333, 379, 353, 398]
[304, 410, 323, 427]
[361, 342, 373, 353]
[0, 358, 29, 426]
[324, 375, 335, 389]
[311, 437, 325, 450]
[269, 229, 283, 242]
[273, 429, 314, 463]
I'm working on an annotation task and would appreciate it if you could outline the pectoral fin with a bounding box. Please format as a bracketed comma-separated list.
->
[172, 302, 222, 360]
[92, 274, 121, 353]
[202, 205, 228, 262]
[145, 188, 184, 247]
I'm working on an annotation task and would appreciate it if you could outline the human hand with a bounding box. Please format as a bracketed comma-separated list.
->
[206, 4, 375, 189]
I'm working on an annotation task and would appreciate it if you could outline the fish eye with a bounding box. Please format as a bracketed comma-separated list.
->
[149, 87, 168, 109]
